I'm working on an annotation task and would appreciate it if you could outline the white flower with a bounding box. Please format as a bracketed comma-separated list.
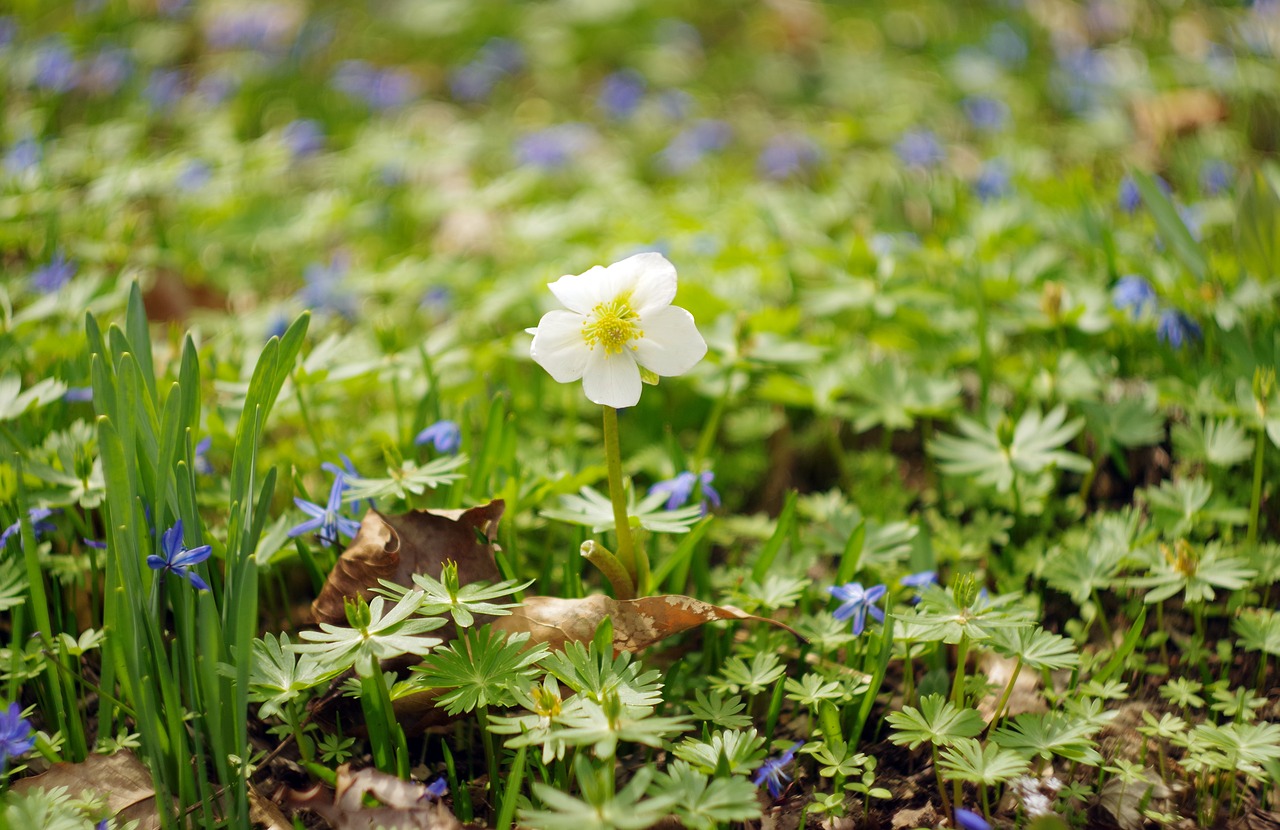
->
[528, 253, 707, 408]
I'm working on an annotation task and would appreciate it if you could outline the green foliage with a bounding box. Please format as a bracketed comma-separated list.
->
[886, 695, 985, 750]
[411, 626, 546, 716]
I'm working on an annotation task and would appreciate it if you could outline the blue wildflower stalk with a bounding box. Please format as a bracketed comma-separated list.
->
[752, 740, 803, 799]
[0, 702, 36, 776]
[288, 473, 361, 548]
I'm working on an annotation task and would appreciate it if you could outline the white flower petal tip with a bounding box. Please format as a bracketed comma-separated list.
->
[530, 254, 705, 406]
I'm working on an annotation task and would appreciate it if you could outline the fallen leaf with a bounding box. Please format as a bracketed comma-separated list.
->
[1095, 768, 1170, 830]
[889, 803, 938, 830]
[312, 501, 504, 625]
[10, 750, 162, 830]
[490, 594, 801, 653]
[285, 764, 461, 830]
[1131, 89, 1227, 163]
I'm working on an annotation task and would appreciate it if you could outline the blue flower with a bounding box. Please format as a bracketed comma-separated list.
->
[331, 60, 417, 110]
[598, 69, 646, 120]
[0, 702, 36, 773]
[1200, 160, 1232, 196]
[657, 119, 731, 175]
[449, 38, 524, 103]
[827, 581, 887, 636]
[322, 455, 372, 514]
[31, 250, 77, 293]
[145, 69, 186, 110]
[0, 508, 58, 549]
[4, 137, 41, 176]
[900, 570, 937, 589]
[424, 777, 448, 801]
[752, 740, 803, 799]
[757, 135, 821, 180]
[194, 437, 213, 475]
[147, 519, 213, 591]
[1111, 275, 1156, 318]
[176, 160, 212, 192]
[515, 124, 594, 170]
[33, 38, 77, 93]
[955, 808, 991, 830]
[986, 22, 1027, 67]
[963, 96, 1008, 132]
[415, 420, 462, 454]
[1118, 173, 1170, 214]
[288, 474, 361, 546]
[78, 47, 132, 96]
[973, 161, 1011, 202]
[0, 17, 16, 49]
[282, 119, 325, 159]
[63, 386, 93, 403]
[649, 471, 720, 513]
[895, 129, 945, 169]
[1157, 308, 1201, 350]
[297, 255, 355, 318]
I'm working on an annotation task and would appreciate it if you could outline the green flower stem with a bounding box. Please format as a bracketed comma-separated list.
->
[988, 657, 1022, 732]
[476, 704, 500, 804]
[601, 406, 645, 595]
[581, 541, 635, 600]
[949, 633, 970, 708]
[1247, 428, 1265, 546]
[931, 743, 952, 819]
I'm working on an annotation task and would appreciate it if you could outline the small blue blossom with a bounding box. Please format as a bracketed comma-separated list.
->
[196, 71, 238, 104]
[973, 161, 1011, 202]
[1111, 275, 1157, 319]
[33, 39, 77, 93]
[83, 538, 107, 550]
[649, 471, 720, 513]
[0, 17, 16, 49]
[423, 777, 448, 801]
[322, 455, 373, 515]
[0, 508, 58, 549]
[64, 387, 93, 403]
[757, 134, 821, 180]
[449, 38, 524, 103]
[78, 47, 132, 96]
[176, 160, 212, 192]
[1118, 173, 1170, 214]
[204, 5, 296, 52]
[515, 124, 594, 170]
[827, 581, 887, 636]
[895, 129, 945, 169]
[297, 254, 355, 318]
[900, 570, 937, 589]
[657, 89, 693, 120]
[1200, 160, 1232, 196]
[194, 437, 213, 475]
[0, 702, 36, 773]
[955, 808, 992, 830]
[598, 69, 646, 120]
[288, 474, 361, 546]
[4, 137, 41, 176]
[147, 519, 213, 591]
[144, 69, 186, 110]
[657, 119, 731, 175]
[986, 22, 1027, 67]
[282, 119, 325, 159]
[752, 740, 803, 799]
[415, 420, 462, 454]
[31, 250, 77, 293]
[1157, 308, 1201, 350]
[963, 96, 1009, 132]
[331, 60, 417, 111]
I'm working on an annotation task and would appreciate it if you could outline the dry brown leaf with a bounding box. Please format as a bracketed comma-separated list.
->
[889, 803, 939, 830]
[312, 501, 504, 625]
[10, 750, 163, 829]
[285, 764, 461, 830]
[1131, 89, 1227, 158]
[491, 593, 801, 653]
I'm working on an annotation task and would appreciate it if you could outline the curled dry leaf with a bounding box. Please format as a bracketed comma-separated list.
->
[312, 501, 504, 625]
[9, 750, 163, 829]
[285, 764, 461, 830]
[490, 593, 802, 653]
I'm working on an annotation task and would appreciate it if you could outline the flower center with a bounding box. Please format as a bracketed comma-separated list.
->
[583, 297, 642, 356]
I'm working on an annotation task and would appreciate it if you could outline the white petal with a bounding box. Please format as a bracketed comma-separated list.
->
[581, 349, 642, 408]
[548, 265, 610, 315]
[530, 310, 589, 382]
[632, 306, 707, 376]
[608, 253, 677, 314]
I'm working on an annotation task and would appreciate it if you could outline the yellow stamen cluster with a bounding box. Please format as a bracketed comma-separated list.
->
[583, 297, 642, 355]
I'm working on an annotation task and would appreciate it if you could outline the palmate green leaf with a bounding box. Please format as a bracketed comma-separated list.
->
[1234, 609, 1280, 657]
[672, 728, 767, 775]
[540, 640, 664, 712]
[686, 690, 753, 730]
[989, 626, 1079, 672]
[886, 694, 985, 750]
[0, 558, 28, 612]
[1143, 477, 1249, 535]
[340, 455, 468, 502]
[1171, 417, 1253, 468]
[785, 672, 854, 708]
[845, 360, 961, 433]
[541, 484, 703, 534]
[0, 372, 68, 421]
[711, 651, 786, 697]
[412, 625, 547, 716]
[991, 712, 1102, 765]
[902, 586, 1030, 645]
[245, 632, 331, 720]
[929, 406, 1089, 493]
[555, 694, 692, 759]
[377, 561, 532, 627]
[1187, 721, 1280, 780]
[1129, 541, 1256, 605]
[937, 737, 1029, 785]
[290, 591, 446, 677]
[1080, 396, 1164, 452]
[522, 757, 673, 830]
[648, 761, 761, 830]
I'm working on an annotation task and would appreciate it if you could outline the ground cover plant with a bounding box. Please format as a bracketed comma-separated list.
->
[1, 1, 1279, 828]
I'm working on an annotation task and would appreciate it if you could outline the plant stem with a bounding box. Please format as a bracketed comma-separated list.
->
[988, 657, 1023, 732]
[1247, 428, 1265, 546]
[580, 541, 635, 600]
[950, 634, 970, 708]
[602, 406, 644, 594]
[931, 743, 952, 818]
[476, 704, 500, 805]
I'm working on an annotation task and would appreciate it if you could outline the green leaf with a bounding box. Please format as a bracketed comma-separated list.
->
[412, 625, 547, 715]
[937, 737, 1029, 784]
[0, 373, 68, 421]
[1236, 166, 1280, 280]
[1172, 417, 1253, 468]
[1132, 169, 1206, 279]
[648, 762, 761, 830]
[930, 405, 1089, 493]
[886, 694, 985, 750]
[991, 712, 1102, 764]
